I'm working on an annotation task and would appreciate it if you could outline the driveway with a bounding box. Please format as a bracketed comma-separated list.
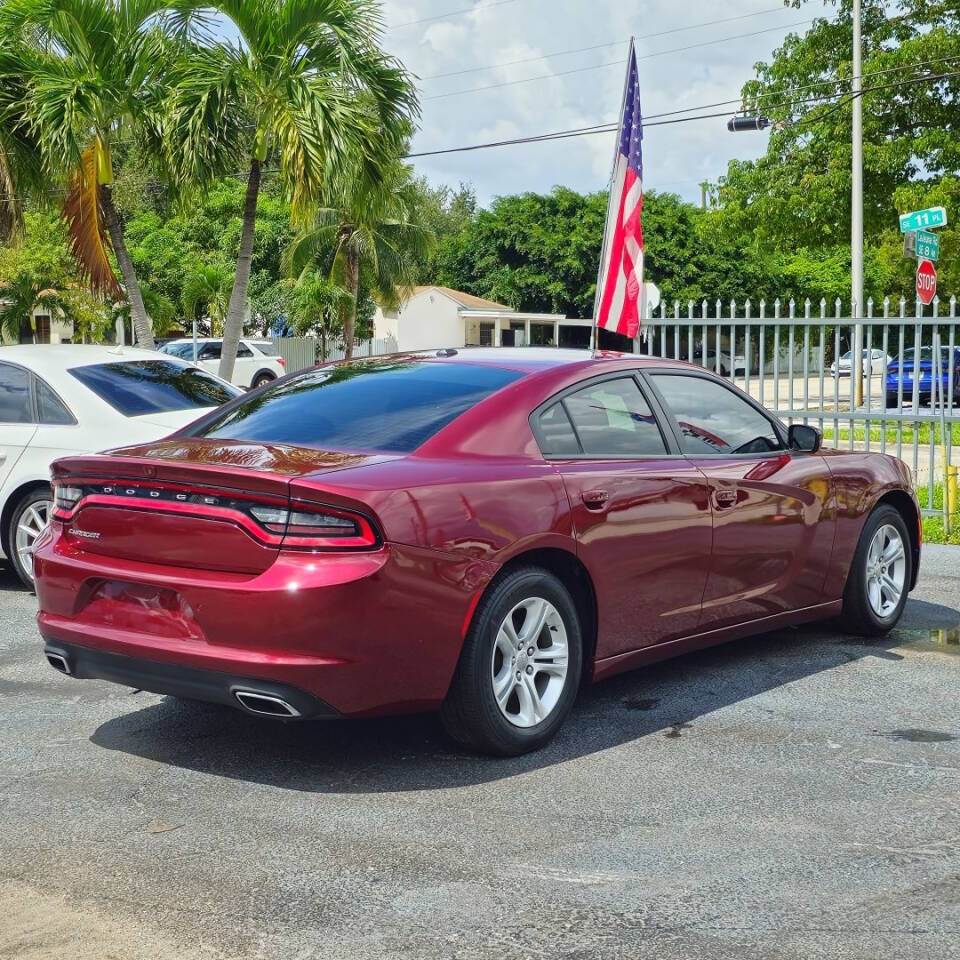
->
[1, 550, 959, 960]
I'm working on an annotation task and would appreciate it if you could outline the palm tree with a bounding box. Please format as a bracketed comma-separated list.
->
[166, 0, 418, 381]
[0, 34, 43, 242]
[1, 0, 201, 349]
[286, 269, 351, 361]
[286, 160, 435, 359]
[182, 262, 232, 334]
[0, 269, 66, 342]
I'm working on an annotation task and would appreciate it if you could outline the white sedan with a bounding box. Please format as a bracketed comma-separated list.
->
[160, 338, 286, 389]
[0, 344, 241, 587]
[830, 348, 890, 376]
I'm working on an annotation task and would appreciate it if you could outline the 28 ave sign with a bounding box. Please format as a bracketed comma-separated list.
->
[916, 259, 937, 307]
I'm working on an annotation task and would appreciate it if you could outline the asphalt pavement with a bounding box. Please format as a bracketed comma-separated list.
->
[1, 549, 959, 960]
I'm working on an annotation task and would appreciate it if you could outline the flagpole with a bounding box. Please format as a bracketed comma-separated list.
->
[591, 35, 635, 351]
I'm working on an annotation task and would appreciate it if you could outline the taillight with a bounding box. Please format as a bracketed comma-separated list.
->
[277, 357, 285, 368]
[249, 503, 376, 549]
[53, 484, 83, 516]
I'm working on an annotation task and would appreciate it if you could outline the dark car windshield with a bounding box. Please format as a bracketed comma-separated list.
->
[900, 347, 951, 363]
[70, 360, 240, 416]
[189, 360, 523, 453]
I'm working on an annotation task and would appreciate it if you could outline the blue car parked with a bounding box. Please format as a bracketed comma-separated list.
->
[885, 346, 960, 407]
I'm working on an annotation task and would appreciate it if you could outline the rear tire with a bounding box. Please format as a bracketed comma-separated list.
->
[7, 487, 51, 590]
[841, 504, 911, 636]
[441, 567, 582, 756]
[252, 372, 275, 389]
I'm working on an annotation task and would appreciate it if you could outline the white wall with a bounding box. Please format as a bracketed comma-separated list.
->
[390, 290, 465, 352]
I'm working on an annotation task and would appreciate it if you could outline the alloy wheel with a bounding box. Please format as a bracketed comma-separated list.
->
[15, 499, 50, 584]
[490, 597, 569, 728]
[865, 523, 906, 618]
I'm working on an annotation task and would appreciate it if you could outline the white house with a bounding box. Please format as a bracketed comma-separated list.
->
[373, 286, 595, 352]
[0, 305, 73, 345]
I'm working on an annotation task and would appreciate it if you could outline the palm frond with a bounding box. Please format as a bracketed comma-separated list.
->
[62, 140, 121, 297]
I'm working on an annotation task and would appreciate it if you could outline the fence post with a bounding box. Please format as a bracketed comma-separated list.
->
[773, 298, 781, 410]
[744, 299, 752, 395]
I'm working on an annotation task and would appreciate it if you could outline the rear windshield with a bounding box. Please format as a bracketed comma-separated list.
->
[189, 360, 523, 453]
[69, 360, 240, 416]
[160, 342, 203, 359]
[251, 341, 277, 356]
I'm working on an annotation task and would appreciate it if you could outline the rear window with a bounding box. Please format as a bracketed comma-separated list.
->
[69, 360, 240, 416]
[190, 360, 523, 453]
[250, 341, 277, 356]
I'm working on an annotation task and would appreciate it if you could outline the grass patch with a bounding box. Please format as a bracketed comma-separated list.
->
[917, 483, 960, 546]
[823, 422, 960, 445]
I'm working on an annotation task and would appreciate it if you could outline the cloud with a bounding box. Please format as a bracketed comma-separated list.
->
[381, 0, 806, 205]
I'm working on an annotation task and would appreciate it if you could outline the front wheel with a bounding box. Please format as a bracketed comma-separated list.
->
[841, 505, 911, 636]
[7, 487, 51, 589]
[441, 567, 582, 756]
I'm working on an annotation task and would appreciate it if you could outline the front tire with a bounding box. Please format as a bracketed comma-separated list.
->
[441, 567, 582, 756]
[7, 487, 51, 589]
[841, 505, 911, 636]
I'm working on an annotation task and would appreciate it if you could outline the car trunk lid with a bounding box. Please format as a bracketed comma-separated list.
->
[51, 440, 393, 574]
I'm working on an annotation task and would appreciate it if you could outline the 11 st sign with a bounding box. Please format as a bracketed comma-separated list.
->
[900, 206, 948, 232]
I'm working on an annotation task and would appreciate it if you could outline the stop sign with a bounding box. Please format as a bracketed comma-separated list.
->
[917, 258, 937, 306]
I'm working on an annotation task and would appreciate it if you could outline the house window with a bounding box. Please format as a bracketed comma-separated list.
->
[479, 322, 495, 347]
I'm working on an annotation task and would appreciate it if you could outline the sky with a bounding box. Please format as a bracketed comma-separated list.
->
[379, 0, 816, 207]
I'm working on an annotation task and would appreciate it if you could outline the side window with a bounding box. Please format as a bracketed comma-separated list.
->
[35, 377, 75, 425]
[198, 342, 221, 360]
[236, 343, 253, 358]
[0, 363, 33, 423]
[652, 374, 782, 455]
[537, 402, 580, 455]
[562, 377, 666, 457]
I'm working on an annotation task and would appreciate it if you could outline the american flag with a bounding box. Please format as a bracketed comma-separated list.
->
[595, 43, 644, 339]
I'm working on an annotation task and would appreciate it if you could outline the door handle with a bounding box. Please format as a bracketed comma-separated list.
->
[582, 489, 609, 510]
[713, 489, 737, 509]
[0, 452, 6, 465]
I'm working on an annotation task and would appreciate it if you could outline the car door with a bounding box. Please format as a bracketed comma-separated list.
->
[196, 341, 222, 379]
[234, 342, 256, 387]
[533, 373, 713, 658]
[0, 362, 38, 491]
[647, 371, 834, 631]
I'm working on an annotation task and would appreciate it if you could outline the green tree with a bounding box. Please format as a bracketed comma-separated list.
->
[721, 1, 959, 262]
[0, 33, 43, 242]
[182, 262, 233, 334]
[286, 269, 350, 360]
[0, 269, 66, 342]
[1, 0, 202, 348]
[287, 160, 434, 359]
[167, 0, 418, 379]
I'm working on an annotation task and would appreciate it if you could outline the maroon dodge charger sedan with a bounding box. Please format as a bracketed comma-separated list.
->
[34, 349, 920, 755]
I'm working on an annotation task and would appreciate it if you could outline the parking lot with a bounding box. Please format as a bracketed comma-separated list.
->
[2, 551, 959, 960]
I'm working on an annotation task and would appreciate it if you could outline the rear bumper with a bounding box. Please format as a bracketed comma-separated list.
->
[34, 523, 496, 717]
[43, 640, 338, 719]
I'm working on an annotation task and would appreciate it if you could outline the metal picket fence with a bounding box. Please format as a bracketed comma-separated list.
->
[639, 294, 959, 524]
[269, 336, 394, 372]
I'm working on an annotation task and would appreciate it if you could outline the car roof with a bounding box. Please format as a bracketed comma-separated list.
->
[0, 343, 173, 376]
[337, 346, 698, 375]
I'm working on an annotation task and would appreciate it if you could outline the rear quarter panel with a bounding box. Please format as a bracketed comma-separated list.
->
[821, 450, 919, 597]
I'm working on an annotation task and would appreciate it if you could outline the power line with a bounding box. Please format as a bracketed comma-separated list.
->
[3, 65, 957, 202]
[421, 7, 791, 80]
[408, 68, 960, 157]
[389, 0, 525, 29]
[422, 20, 816, 101]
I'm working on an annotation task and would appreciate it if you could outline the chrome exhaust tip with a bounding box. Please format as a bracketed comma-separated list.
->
[45, 651, 71, 675]
[233, 689, 301, 718]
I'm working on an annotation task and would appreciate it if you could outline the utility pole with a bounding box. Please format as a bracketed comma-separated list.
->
[852, 0, 864, 407]
[700, 181, 708, 211]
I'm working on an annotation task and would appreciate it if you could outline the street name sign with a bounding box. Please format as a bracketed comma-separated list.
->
[917, 259, 937, 306]
[899, 207, 947, 232]
[915, 229, 940, 262]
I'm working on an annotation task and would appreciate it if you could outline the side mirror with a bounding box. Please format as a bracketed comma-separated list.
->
[788, 423, 821, 453]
